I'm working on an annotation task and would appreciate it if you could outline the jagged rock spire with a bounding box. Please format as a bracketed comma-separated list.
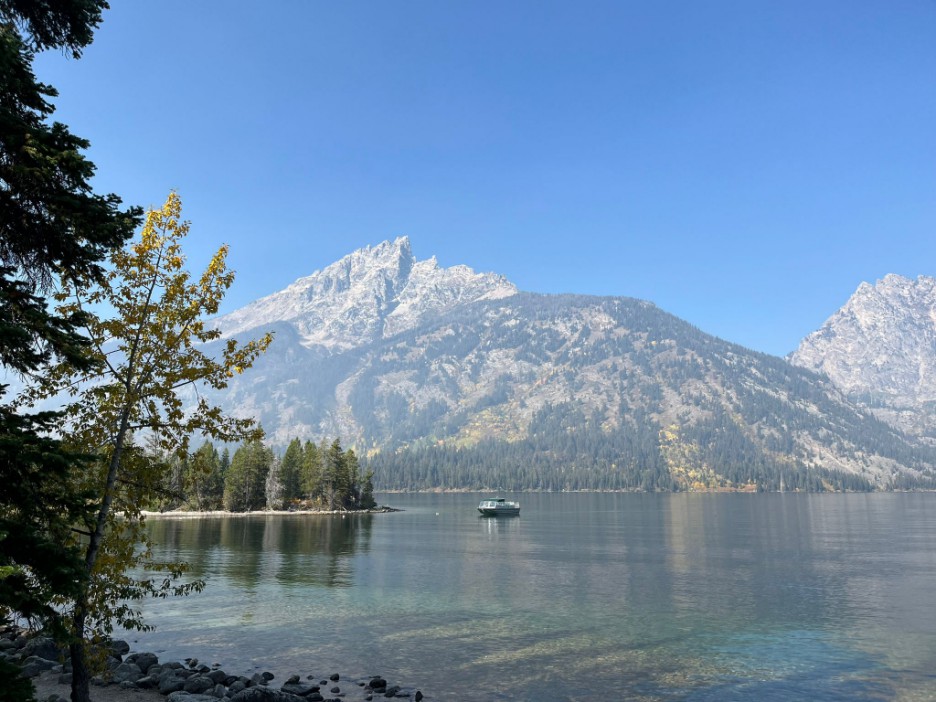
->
[217, 237, 516, 348]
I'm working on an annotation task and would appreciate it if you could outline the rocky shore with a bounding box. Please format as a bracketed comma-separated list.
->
[3, 629, 424, 702]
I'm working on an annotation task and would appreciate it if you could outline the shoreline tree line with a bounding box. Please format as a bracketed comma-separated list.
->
[154, 437, 377, 513]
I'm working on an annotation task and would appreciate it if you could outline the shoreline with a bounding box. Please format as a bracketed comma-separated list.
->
[140, 506, 400, 519]
[18, 638, 423, 702]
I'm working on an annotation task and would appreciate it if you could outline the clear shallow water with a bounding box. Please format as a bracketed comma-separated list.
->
[129, 493, 936, 701]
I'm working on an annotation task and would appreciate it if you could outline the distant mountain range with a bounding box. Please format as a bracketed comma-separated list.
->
[209, 238, 936, 491]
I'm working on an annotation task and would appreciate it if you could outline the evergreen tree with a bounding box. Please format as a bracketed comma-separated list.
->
[300, 440, 322, 503]
[359, 469, 377, 510]
[0, 1, 139, 665]
[279, 438, 303, 504]
[224, 440, 272, 512]
[203, 445, 225, 510]
[219, 447, 231, 479]
[187, 441, 223, 511]
[343, 448, 361, 508]
[323, 439, 345, 510]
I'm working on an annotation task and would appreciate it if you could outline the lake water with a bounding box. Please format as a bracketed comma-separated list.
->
[131, 493, 936, 701]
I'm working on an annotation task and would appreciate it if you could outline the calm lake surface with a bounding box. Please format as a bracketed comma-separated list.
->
[131, 493, 936, 701]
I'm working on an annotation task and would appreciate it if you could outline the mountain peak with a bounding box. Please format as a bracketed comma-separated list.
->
[217, 238, 517, 348]
[790, 274, 936, 432]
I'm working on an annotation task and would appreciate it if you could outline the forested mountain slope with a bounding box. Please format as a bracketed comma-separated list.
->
[209, 241, 936, 491]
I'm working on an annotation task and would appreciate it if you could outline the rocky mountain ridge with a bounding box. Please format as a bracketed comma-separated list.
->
[790, 274, 936, 437]
[217, 237, 516, 350]
[207, 242, 936, 491]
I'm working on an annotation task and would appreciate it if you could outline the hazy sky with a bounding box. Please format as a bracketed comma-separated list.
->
[34, 1, 935, 357]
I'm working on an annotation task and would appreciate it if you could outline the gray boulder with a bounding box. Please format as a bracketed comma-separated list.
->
[159, 670, 187, 695]
[126, 651, 159, 673]
[22, 636, 61, 662]
[136, 674, 159, 689]
[111, 661, 143, 684]
[19, 655, 57, 678]
[167, 693, 220, 702]
[184, 675, 216, 694]
[207, 668, 229, 684]
[109, 639, 130, 657]
[280, 682, 320, 696]
[229, 687, 306, 702]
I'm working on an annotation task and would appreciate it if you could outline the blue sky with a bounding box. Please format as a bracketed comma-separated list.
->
[34, 1, 935, 357]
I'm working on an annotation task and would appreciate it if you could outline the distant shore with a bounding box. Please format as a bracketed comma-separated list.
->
[140, 506, 400, 519]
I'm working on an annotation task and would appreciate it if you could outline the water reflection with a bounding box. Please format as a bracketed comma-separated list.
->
[479, 515, 521, 536]
[146, 513, 373, 588]
[132, 495, 936, 701]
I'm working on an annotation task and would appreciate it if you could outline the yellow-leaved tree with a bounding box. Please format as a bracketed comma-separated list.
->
[32, 193, 273, 702]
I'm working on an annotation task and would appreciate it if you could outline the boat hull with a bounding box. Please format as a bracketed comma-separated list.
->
[478, 497, 520, 516]
[477, 506, 520, 516]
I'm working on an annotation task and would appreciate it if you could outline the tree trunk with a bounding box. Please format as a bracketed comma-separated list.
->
[70, 407, 132, 701]
[69, 606, 91, 702]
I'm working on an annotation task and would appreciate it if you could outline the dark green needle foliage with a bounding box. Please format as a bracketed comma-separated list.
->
[0, 0, 140, 682]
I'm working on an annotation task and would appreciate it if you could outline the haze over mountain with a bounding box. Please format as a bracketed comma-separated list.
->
[210, 239, 936, 491]
[790, 274, 936, 438]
